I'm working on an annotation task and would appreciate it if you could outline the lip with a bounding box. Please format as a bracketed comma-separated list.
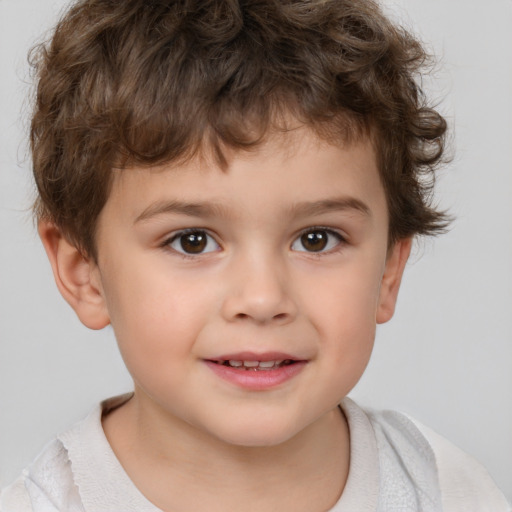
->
[209, 351, 300, 363]
[204, 352, 307, 390]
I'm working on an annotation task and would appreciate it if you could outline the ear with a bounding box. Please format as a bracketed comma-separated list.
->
[38, 221, 110, 330]
[376, 237, 412, 324]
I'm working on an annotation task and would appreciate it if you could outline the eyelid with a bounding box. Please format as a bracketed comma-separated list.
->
[164, 228, 221, 256]
[291, 226, 347, 253]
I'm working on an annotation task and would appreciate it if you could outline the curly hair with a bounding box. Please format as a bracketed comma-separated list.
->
[30, 0, 449, 259]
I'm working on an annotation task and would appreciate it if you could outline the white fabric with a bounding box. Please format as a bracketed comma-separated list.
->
[1, 395, 510, 512]
[411, 419, 512, 512]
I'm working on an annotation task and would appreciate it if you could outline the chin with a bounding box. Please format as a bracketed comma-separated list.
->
[223, 432, 296, 449]
[209, 417, 304, 449]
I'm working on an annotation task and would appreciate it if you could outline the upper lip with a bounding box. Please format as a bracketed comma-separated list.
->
[207, 351, 303, 362]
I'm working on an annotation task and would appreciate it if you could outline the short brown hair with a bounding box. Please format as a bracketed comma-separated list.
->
[30, 0, 449, 260]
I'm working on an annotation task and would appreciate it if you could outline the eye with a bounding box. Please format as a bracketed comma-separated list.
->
[168, 230, 220, 255]
[291, 228, 344, 253]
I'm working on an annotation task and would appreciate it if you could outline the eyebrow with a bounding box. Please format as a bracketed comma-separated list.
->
[135, 200, 228, 223]
[288, 197, 371, 218]
[135, 196, 371, 224]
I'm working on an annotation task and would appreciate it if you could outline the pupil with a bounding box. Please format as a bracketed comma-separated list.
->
[302, 231, 327, 252]
[181, 232, 207, 253]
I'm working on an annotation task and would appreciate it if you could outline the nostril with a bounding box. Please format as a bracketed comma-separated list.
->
[221, 285, 297, 324]
[232, 311, 289, 323]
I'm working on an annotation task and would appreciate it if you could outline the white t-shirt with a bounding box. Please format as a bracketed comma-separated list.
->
[1, 395, 510, 512]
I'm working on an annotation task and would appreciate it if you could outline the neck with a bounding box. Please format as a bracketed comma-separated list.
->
[103, 392, 350, 512]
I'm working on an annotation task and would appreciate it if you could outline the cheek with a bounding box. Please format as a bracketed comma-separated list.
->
[306, 261, 382, 363]
[309, 260, 383, 323]
[101, 261, 217, 363]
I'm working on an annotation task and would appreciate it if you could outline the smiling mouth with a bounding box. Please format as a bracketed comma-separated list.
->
[211, 360, 296, 371]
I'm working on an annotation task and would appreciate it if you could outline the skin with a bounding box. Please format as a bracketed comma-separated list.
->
[40, 127, 411, 511]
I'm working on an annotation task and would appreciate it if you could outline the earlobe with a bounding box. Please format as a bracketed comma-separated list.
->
[376, 238, 412, 324]
[38, 221, 110, 330]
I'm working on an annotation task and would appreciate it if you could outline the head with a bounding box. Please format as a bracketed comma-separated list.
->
[31, 0, 448, 261]
[32, 0, 449, 446]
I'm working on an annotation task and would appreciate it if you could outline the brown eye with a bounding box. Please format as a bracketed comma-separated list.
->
[169, 230, 219, 255]
[180, 232, 206, 253]
[292, 229, 343, 253]
[301, 231, 328, 252]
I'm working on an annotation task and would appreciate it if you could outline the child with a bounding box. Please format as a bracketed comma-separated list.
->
[1, 0, 510, 510]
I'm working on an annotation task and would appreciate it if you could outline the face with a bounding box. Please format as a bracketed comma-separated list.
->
[88, 129, 408, 447]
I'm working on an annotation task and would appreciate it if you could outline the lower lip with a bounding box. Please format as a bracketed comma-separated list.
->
[204, 361, 307, 390]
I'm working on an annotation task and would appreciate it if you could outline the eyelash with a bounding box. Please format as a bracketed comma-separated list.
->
[162, 226, 347, 258]
[162, 229, 221, 259]
[291, 227, 346, 255]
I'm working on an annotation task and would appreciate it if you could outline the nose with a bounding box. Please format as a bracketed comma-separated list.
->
[220, 252, 297, 325]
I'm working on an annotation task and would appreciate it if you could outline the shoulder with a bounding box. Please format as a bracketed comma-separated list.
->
[0, 439, 83, 512]
[1, 394, 152, 512]
[344, 399, 511, 512]
[1, 475, 32, 512]
[410, 418, 512, 512]
[0, 396, 119, 512]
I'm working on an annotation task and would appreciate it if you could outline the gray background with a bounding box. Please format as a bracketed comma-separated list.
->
[1, 0, 511, 501]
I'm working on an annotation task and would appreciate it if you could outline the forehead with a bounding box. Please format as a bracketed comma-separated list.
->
[104, 128, 385, 224]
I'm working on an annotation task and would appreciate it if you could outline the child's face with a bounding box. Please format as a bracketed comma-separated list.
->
[81, 128, 409, 446]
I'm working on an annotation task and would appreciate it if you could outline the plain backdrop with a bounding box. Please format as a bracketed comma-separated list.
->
[1, 0, 511, 501]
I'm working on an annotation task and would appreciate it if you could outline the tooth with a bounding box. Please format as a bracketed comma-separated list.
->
[258, 361, 275, 368]
[228, 360, 243, 367]
[243, 361, 259, 367]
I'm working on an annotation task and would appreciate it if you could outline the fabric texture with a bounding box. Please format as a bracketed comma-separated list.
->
[1, 395, 510, 512]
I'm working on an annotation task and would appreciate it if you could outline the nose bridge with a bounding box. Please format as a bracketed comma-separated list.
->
[221, 245, 296, 324]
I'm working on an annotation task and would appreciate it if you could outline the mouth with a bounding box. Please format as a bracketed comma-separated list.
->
[204, 353, 307, 389]
[210, 359, 297, 371]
